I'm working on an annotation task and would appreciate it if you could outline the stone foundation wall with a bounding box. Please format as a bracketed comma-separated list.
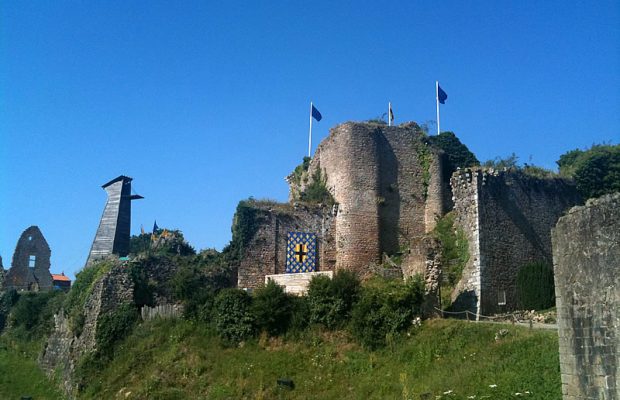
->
[237, 203, 336, 289]
[451, 169, 581, 316]
[553, 193, 619, 400]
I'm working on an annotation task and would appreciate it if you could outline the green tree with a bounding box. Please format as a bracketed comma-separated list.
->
[557, 144, 620, 199]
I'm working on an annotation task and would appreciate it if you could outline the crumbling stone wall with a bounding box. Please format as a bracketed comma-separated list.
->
[237, 203, 336, 289]
[5, 226, 53, 291]
[41, 257, 181, 397]
[553, 193, 619, 400]
[451, 169, 581, 316]
[293, 122, 450, 276]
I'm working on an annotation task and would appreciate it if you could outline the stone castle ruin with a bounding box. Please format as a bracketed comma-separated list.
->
[451, 168, 581, 316]
[4, 226, 53, 292]
[237, 122, 450, 290]
[236, 121, 582, 315]
[553, 193, 619, 399]
[86, 175, 143, 265]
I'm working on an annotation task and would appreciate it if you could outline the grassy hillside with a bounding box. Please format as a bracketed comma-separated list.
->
[0, 338, 64, 400]
[78, 318, 561, 400]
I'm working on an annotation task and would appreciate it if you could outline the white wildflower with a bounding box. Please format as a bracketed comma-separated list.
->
[489, 384, 497, 388]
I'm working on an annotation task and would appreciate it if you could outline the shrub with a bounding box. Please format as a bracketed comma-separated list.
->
[8, 290, 65, 339]
[517, 261, 555, 310]
[0, 289, 19, 331]
[95, 303, 139, 359]
[127, 261, 156, 307]
[350, 276, 425, 349]
[300, 169, 335, 205]
[214, 289, 255, 344]
[172, 253, 233, 321]
[288, 295, 310, 333]
[307, 270, 360, 329]
[252, 280, 293, 336]
[433, 212, 469, 287]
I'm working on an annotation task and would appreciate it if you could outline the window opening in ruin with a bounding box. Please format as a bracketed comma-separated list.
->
[498, 290, 506, 306]
[28, 235, 32, 241]
[29, 255, 36, 268]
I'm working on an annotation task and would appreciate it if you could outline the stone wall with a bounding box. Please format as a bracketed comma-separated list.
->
[237, 202, 337, 289]
[41, 257, 180, 397]
[451, 169, 581, 316]
[295, 122, 450, 276]
[5, 226, 53, 291]
[553, 193, 619, 400]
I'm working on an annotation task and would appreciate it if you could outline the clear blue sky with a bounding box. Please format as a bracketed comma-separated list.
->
[1, 1, 618, 279]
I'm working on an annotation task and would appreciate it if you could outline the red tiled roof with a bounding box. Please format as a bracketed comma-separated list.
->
[51, 274, 71, 282]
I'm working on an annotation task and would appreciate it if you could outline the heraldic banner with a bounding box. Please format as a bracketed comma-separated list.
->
[286, 232, 317, 273]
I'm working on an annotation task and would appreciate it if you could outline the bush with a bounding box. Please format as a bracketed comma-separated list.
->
[0, 289, 19, 331]
[172, 252, 233, 321]
[214, 289, 255, 344]
[127, 261, 156, 307]
[350, 277, 425, 349]
[288, 295, 310, 333]
[517, 261, 555, 310]
[95, 303, 139, 359]
[307, 270, 360, 329]
[300, 169, 335, 205]
[8, 290, 65, 339]
[433, 212, 469, 288]
[252, 280, 293, 336]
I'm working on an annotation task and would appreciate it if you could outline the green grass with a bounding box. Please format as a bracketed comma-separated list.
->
[77, 319, 561, 400]
[0, 338, 64, 400]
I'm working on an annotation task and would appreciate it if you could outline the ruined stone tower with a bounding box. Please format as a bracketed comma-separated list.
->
[293, 122, 450, 276]
[86, 175, 143, 265]
[237, 122, 452, 289]
[5, 226, 53, 291]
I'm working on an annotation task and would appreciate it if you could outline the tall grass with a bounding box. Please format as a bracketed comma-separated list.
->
[78, 318, 561, 399]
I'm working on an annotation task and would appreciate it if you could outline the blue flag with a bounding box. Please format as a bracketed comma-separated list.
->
[311, 104, 322, 121]
[438, 85, 448, 104]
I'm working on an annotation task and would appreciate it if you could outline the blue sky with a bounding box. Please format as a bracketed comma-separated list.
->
[1, 1, 618, 278]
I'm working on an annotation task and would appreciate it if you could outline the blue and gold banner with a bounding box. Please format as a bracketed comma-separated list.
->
[286, 232, 317, 273]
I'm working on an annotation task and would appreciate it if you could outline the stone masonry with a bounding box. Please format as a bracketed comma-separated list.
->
[238, 122, 452, 289]
[451, 168, 581, 316]
[5, 226, 53, 291]
[237, 202, 337, 289]
[553, 193, 619, 400]
[294, 122, 450, 276]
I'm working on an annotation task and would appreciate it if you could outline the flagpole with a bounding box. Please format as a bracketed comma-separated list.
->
[308, 101, 313, 157]
[436, 81, 440, 135]
[388, 102, 392, 126]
